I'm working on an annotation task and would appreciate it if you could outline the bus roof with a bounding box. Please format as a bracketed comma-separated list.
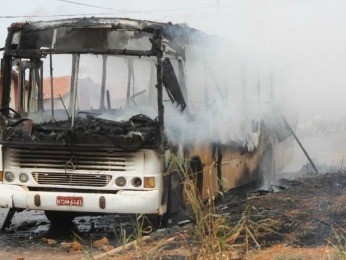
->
[9, 17, 210, 47]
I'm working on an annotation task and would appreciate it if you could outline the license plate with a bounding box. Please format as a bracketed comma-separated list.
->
[56, 196, 83, 206]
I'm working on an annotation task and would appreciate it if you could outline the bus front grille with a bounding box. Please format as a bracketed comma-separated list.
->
[32, 172, 112, 187]
[4, 147, 142, 187]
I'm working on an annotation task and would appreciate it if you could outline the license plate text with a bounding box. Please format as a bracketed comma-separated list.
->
[56, 196, 83, 206]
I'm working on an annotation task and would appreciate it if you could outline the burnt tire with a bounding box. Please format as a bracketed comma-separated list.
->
[166, 158, 204, 223]
[167, 170, 184, 215]
[144, 214, 168, 229]
[44, 211, 76, 224]
[132, 214, 168, 231]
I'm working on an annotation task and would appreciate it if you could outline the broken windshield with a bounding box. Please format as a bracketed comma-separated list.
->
[3, 19, 191, 148]
[4, 53, 162, 149]
[17, 54, 158, 123]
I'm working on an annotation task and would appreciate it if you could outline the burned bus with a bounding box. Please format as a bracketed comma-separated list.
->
[0, 17, 291, 228]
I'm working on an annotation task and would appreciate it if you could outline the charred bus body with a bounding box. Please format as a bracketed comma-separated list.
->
[0, 17, 291, 228]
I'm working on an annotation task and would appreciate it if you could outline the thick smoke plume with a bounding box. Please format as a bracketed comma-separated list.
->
[1, 0, 346, 172]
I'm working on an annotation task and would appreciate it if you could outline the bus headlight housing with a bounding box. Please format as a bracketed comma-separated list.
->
[5, 172, 15, 182]
[115, 176, 126, 187]
[131, 177, 142, 187]
[19, 173, 29, 183]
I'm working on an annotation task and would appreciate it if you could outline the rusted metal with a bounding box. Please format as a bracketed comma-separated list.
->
[155, 30, 165, 153]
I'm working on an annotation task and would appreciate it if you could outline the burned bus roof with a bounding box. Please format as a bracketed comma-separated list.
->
[8, 17, 209, 47]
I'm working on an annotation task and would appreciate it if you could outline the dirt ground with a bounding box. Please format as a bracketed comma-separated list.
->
[0, 171, 345, 260]
[95, 171, 346, 260]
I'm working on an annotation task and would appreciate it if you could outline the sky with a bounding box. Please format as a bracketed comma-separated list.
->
[1, 0, 346, 169]
[0, 0, 345, 117]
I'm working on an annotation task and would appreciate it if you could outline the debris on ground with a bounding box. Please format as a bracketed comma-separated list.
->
[92, 171, 346, 259]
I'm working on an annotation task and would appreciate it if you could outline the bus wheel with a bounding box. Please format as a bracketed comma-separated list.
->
[167, 170, 184, 215]
[44, 211, 76, 225]
[132, 214, 168, 231]
[166, 158, 204, 223]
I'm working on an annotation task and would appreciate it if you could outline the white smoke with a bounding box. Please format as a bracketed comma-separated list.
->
[1, 0, 346, 171]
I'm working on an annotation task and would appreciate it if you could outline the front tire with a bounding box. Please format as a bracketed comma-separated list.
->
[44, 211, 76, 224]
[167, 157, 204, 223]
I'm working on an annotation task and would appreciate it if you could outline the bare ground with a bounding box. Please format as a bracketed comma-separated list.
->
[96, 171, 346, 259]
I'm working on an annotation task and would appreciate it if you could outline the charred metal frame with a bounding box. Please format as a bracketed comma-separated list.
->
[0, 17, 239, 230]
[1, 17, 205, 144]
[154, 31, 165, 151]
[1, 28, 14, 117]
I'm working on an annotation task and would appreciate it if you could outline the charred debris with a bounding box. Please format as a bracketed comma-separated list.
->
[3, 114, 160, 150]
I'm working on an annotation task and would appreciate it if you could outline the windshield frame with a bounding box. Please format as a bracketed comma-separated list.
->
[1, 18, 194, 152]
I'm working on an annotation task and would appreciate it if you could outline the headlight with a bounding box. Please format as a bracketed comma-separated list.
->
[115, 177, 126, 187]
[5, 172, 15, 182]
[131, 177, 142, 187]
[19, 173, 29, 183]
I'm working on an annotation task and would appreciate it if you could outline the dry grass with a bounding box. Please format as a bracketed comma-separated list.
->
[88, 160, 346, 259]
[325, 226, 346, 260]
[170, 156, 283, 259]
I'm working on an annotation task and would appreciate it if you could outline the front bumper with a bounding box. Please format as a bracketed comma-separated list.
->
[0, 184, 161, 214]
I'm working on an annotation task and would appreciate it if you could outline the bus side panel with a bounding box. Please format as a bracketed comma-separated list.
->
[221, 155, 247, 190]
[187, 144, 219, 200]
[201, 163, 218, 199]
